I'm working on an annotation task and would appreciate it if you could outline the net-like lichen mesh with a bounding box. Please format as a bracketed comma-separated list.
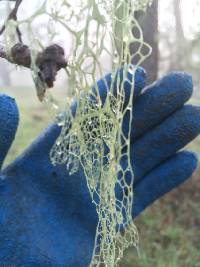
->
[3, 0, 152, 266]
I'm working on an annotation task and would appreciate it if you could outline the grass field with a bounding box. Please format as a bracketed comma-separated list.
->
[1, 85, 200, 267]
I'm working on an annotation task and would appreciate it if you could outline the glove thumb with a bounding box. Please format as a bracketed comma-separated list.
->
[0, 94, 19, 170]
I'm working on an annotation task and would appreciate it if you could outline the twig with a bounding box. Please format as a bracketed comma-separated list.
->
[0, 0, 23, 42]
[0, 0, 68, 100]
[0, 42, 68, 88]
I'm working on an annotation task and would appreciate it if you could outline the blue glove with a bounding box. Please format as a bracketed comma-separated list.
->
[0, 69, 199, 266]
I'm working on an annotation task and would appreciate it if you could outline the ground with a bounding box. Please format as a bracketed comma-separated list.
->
[1, 85, 200, 267]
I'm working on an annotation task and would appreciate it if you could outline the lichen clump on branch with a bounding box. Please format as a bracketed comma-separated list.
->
[1, 0, 152, 266]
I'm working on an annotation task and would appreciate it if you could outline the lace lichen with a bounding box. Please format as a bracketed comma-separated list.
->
[2, 0, 152, 266]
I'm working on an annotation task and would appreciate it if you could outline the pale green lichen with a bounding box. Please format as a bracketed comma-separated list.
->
[3, 0, 152, 266]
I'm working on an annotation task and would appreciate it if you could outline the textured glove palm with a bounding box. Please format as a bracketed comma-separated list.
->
[0, 69, 199, 266]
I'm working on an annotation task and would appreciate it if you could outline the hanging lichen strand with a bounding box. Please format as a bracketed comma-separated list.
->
[49, 1, 152, 266]
[3, 0, 152, 266]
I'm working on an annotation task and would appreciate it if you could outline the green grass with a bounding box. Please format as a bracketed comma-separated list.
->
[122, 174, 200, 266]
[1, 86, 53, 165]
[1, 86, 200, 267]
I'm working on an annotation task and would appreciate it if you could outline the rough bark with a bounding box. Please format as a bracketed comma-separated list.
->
[133, 0, 159, 84]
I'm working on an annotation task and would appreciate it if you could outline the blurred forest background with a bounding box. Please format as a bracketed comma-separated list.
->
[0, 0, 200, 266]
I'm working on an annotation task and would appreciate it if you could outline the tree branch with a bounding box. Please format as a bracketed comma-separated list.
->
[0, 0, 23, 42]
[0, 0, 68, 100]
[0, 42, 68, 89]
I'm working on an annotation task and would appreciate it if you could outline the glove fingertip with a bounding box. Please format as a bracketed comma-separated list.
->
[133, 66, 147, 96]
[95, 66, 146, 105]
[180, 150, 198, 175]
[133, 150, 198, 218]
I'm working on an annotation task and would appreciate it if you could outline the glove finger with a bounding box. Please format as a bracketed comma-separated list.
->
[133, 151, 198, 218]
[94, 66, 146, 104]
[132, 104, 200, 181]
[122, 72, 193, 141]
[0, 94, 19, 170]
[70, 66, 146, 116]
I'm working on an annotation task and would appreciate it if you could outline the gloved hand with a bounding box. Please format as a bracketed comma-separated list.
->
[0, 68, 199, 267]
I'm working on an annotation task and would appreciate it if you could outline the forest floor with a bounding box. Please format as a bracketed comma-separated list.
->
[1, 85, 200, 267]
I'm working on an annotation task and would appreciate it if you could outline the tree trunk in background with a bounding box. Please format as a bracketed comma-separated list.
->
[133, 0, 158, 84]
[171, 0, 185, 70]
[174, 0, 184, 40]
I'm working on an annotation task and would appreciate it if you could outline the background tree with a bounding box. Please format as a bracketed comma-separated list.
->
[169, 0, 185, 70]
[133, 0, 159, 84]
